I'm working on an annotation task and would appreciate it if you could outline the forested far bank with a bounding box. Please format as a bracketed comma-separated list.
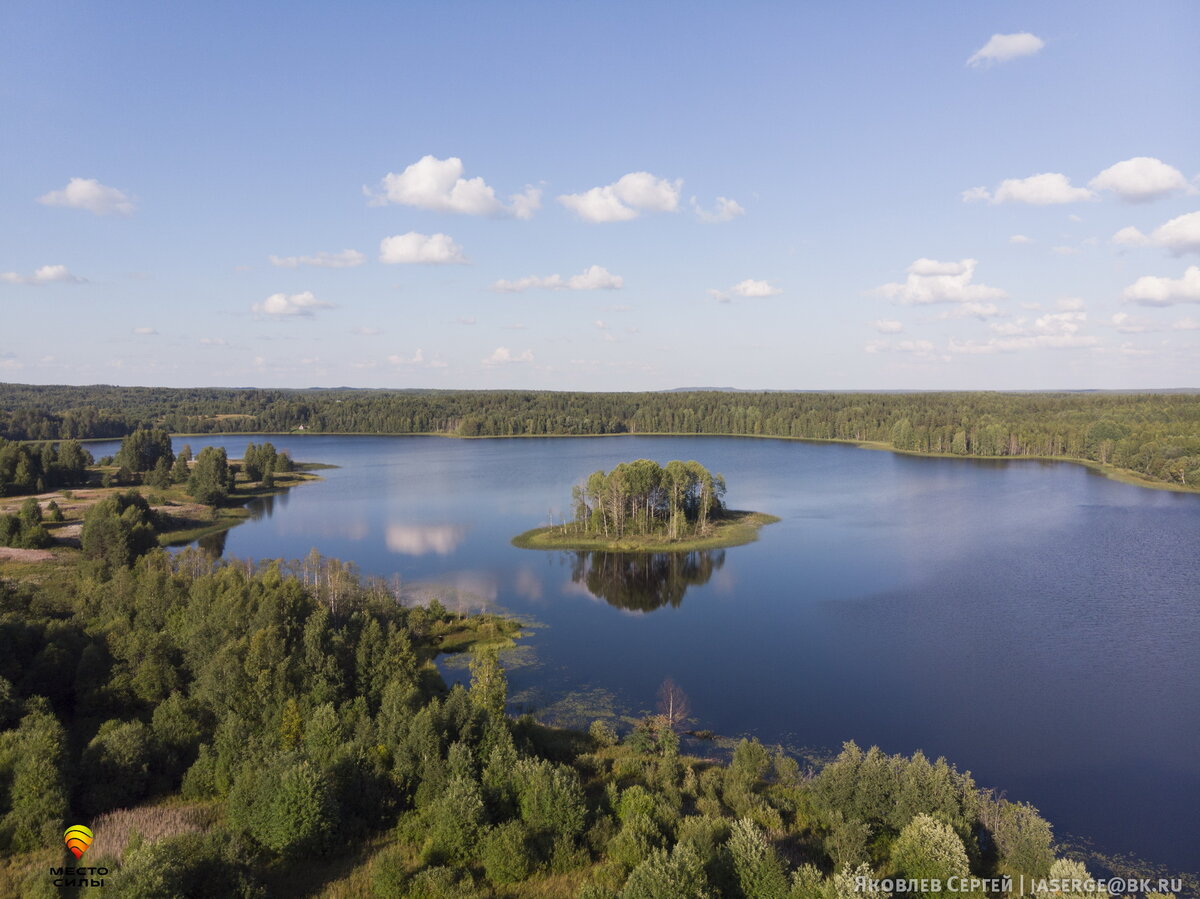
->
[3, 384, 1200, 489]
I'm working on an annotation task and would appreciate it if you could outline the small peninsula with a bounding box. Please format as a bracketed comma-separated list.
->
[512, 458, 779, 551]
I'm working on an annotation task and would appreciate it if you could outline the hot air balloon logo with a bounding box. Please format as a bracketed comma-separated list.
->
[64, 825, 94, 859]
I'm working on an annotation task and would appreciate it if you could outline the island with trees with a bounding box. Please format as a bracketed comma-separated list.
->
[512, 459, 779, 552]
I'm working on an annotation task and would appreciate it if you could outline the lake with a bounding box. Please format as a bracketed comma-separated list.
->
[88, 433, 1200, 872]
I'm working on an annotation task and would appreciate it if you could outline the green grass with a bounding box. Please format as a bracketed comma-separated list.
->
[511, 509, 780, 553]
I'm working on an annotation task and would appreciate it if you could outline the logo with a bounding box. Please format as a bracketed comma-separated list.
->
[64, 825, 93, 859]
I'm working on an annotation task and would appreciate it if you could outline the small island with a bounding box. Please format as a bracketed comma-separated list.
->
[512, 458, 779, 551]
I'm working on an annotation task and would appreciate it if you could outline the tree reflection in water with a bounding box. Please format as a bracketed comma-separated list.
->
[197, 528, 228, 559]
[569, 549, 725, 612]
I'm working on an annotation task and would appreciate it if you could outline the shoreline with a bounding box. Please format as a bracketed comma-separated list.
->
[511, 510, 781, 553]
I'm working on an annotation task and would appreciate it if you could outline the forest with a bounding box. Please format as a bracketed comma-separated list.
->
[2, 384, 1199, 489]
[0, 540, 1120, 899]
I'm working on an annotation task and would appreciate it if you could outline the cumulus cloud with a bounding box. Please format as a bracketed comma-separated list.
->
[1172, 317, 1200, 330]
[872, 258, 1007, 305]
[1057, 297, 1087, 310]
[482, 347, 534, 365]
[132, 327, 158, 335]
[708, 278, 782, 302]
[37, 177, 135, 215]
[1089, 157, 1192, 203]
[1122, 266, 1200, 306]
[949, 311, 1099, 353]
[252, 290, 335, 317]
[199, 337, 228, 346]
[270, 249, 365, 268]
[379, 232, 468, 264]
[492, 264, 623, 292]
[367, 155, 540, 219]
[963, 173, 1095, 205]
[732, 279, 782, 297]
[558, 172, 681, 222]
[967, 32, 1045, 67]
[870, 319, 904, 333]
[1009, 234, 1033, 244]
[0, 264, 84, 285]
[1111, 211, 1200, 256]
[691, 196, 745, 223]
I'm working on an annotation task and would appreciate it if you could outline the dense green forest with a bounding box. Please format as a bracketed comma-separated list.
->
[2, 384, 1199, 489]
[1, 544, 1124, 898]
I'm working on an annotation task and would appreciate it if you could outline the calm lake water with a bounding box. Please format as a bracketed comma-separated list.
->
[89, 434, 1200, 872]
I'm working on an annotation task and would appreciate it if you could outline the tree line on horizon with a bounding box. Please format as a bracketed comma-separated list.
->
[2, 384, 1199, 488]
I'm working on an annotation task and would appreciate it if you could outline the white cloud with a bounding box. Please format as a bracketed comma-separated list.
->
[1122, 266, 1200, 306]
[870, 319, 904, 333]
[1057, 297, 1086, 310]
[454, 316, 476, 325]
[270, 249, 365, 268]
[964, 173, 1095, 205]
[0, 264, 84, 285]
[132, 327, 158, 335]
[1111, 211, 1200, 256]
[939, 301, 1004, 320]
[482, 346, 534, 365]
[709, 278, 782, 302]
[1009, 234, 1033, 244]
[253, 290, 335, 317]
[367, 155, 540, 218]
[388, 349, 426, 365]
[967, 32, 1045, 67]
[558, 172, 681, 222]
[1051, 245, 1080, 256]
[873, 258, 1007, 305]
[1110, 312, 1157, 333]
[1171, 317, 1200, 330]
[731, 278, 782, 297]
[1089, 157, 1191, 203]
[492, 264, 623, 292]
[691, 196, 745, 223]
[948, 310, 1100, 353]
[199, 337, 227, 346]
[379, 232, 468, 265]
[352, 326, 383, 336]
[1112, 226, 1151, 247]
[37, 177, 135, 215]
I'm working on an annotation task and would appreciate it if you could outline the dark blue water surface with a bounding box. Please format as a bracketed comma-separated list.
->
[88, 434, 1200, 872]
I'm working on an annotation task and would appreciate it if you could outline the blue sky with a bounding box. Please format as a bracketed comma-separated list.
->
[2, 1, 1198, 389]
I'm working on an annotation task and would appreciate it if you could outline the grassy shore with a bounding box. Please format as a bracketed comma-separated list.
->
[511, 509, 780, 553]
